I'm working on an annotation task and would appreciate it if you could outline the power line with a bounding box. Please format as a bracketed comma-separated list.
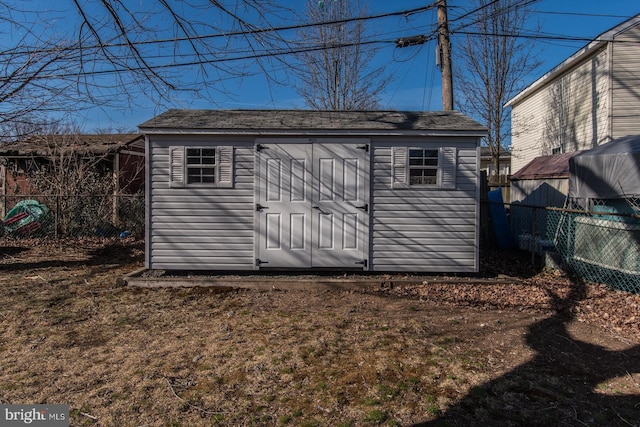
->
[0, 3, 439, 58]
[535, 10, 636, 19]
[450, 0, 542, 33]
[1, 38, 400, 83]
[2, 2, 639, 85]
[452, 30, 640, 44]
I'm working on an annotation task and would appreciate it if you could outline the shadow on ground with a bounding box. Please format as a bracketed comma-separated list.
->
[414, 277, 640, 426]
[0, 239, 144, 272]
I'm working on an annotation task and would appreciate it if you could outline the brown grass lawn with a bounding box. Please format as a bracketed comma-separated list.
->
[0, 239, 639, 426]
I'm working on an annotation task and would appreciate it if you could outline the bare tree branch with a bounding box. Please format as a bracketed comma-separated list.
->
[454, 0, 542, 179]
[292, 0, 391, 110]
[0, 1, 293, 135]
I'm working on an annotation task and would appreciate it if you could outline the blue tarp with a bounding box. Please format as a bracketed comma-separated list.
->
[488, 188, 516, 248]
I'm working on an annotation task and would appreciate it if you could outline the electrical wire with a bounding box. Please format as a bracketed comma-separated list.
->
[0, 3, 439, 57]
[1, 2, 639, 88]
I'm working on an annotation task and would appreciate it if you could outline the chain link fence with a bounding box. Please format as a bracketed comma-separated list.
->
[1, 194, 144, 239]
[492, 200, 640, 294]
[548, 208, 640, 293]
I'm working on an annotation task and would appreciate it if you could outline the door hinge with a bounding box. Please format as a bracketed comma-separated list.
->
[356, 203, 368, 213]
[256, 144, 269, 152]
[256, 258, 269, 266]
[256, 203, 268, 212]
[357, 144, 369, 153]
[355, 259, 368, 268]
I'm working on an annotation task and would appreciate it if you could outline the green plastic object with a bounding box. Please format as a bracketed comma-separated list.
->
[2, 200, 50, 236]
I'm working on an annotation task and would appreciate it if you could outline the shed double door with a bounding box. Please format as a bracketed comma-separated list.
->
[256, 141, 369, 269]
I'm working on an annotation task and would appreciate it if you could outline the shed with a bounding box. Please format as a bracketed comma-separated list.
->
[0, 133, 145, 197]
[510, 151, 583, 208]
[0, 134, 145, 219]
[139, 110, 486, 272]
[508, 152, 582, 252]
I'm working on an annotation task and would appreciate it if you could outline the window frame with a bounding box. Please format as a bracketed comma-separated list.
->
[185, 147, 217, 185]
[408, 148, 440, 187]
[391, 146, 457, 190]
[169, 145, 234, 189]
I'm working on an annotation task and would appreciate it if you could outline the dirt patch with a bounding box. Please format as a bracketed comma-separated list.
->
[0, 240, 638, 426]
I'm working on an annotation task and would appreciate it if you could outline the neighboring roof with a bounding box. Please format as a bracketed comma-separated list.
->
[0, 134, 143, 157]
[505, 13, 640, 108]
[138, 109, 487, 135]
[510, 151, 583, 181]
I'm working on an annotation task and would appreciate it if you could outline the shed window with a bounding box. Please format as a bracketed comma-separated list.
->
[169, 146, 234, 188]
[186, 148, 216, 184]
[392, 146, 457, 190]
[409, 149, 439, 186]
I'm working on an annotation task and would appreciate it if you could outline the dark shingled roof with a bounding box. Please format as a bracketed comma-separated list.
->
[510, 151, 583, 181]
[138, 109, 486, 133]
[0, 134, 143, 157]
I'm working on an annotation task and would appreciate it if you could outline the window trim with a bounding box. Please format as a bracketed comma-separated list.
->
[408, 148, 440, 187]
[392, 146, 457, 190]
[169, 145, 234, 188]
[186, 147, 217, 185]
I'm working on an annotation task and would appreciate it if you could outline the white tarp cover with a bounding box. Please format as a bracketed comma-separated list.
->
[568, 135, 640, 199]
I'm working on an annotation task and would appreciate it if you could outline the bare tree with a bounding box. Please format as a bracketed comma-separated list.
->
[0, 1, 292, 137]
[293, 0, 390, 110]
[12, 126, 144, 235]
[454, 0, 541, 181]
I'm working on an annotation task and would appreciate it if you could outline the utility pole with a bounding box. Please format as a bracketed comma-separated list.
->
[437, 0, 454, 110]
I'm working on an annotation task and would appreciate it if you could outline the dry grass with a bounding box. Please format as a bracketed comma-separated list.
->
[0, 239, 638, 426]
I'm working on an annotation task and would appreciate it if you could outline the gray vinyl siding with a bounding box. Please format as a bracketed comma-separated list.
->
[148, 137, 255, 270]
[370, 139, 479, 272]
[611, 23, 640, 139]
[145, 133, 482, 273]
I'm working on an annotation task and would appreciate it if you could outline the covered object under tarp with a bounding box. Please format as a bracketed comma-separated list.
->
[568, 134, 640, 204]
[561, 134, 640, 294]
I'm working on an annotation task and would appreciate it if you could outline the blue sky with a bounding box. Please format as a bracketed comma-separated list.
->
[5, 1, 640, 132]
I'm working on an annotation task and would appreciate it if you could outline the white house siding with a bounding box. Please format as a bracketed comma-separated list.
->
[611, 23, 640, 138]
[371, 138, 479, 272]
[148, 136, 255, 270]
[510, 47, 610, 173]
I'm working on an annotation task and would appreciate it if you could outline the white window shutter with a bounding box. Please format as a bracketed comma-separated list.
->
[391, 146, 409, 189]
[217, 146, 234, 188]
[169, 146, 184, 188]
[439, 147, 457, 190]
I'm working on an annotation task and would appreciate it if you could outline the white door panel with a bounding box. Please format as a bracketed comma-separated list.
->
[257, 144, 312, 268]
[256, 142, 369, 268]
[312, 144, 369, 267]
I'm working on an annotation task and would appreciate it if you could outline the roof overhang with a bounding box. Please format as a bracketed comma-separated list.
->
[138, 109, 487, 139]
[139, 128, 487, 138]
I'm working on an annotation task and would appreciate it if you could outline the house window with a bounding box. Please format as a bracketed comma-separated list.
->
[186, 148, 216, 184]
[409, 149, 439, 186]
